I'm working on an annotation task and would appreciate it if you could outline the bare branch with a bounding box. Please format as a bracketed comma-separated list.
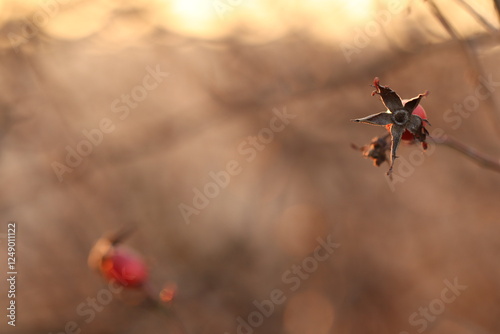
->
[425, 0, 500, 136]
[453, 0, 498, 34]
[436, 136, 500, 173]
[493, 0, 500, 23]
[426, 0, 462, 39]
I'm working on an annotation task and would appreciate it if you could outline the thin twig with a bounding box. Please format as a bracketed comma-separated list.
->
[494, 0, 500, 23]
[435, 135, 500, 173]
[425, 0, 500, 136]
[453, 0, 498, 34]
[426, 0, 462, 38]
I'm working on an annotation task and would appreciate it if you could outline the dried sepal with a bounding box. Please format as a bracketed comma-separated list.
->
[371, 77, 405, 112]
[351, 136, 390, 167]
[404, 92, 429, 114]
[388, 124, 405, 174]
[353, 112, 392, 126]
[407, 115, 427, 141]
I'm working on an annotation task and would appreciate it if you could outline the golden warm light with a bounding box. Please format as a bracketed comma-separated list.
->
[0, 0, 494, 44]
[348, 0, 375, 20]
[171, 0, 216, 20]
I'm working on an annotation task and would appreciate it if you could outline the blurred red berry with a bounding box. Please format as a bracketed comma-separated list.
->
[88, 228, 149, 288]
[100, 246, 149, 287]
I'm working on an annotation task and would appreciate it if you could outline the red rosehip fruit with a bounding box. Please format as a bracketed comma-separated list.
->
[100, 246, 149, 287]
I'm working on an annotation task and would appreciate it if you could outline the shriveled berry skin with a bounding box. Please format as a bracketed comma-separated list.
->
[100, 246, 148, 287]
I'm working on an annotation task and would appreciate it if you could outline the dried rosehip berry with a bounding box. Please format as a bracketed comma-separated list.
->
[353, 77, 430, 175]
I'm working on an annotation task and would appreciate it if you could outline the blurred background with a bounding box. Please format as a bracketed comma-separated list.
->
[0, 0, 500, 333]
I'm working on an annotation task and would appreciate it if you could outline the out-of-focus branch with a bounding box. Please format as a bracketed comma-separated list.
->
[426, 0, 500, 136]
[436, 135, 500, 173]
[426, 0, 461, 37]
[453, 0, 498, 34]
[494, 0, 500, 23]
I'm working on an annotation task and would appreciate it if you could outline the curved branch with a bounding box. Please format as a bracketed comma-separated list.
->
[436, 136, 500, 173]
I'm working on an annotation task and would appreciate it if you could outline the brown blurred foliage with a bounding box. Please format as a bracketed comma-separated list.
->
[0, 1, 500, 334]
